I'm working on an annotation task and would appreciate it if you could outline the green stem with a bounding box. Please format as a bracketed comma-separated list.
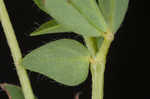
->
[0, 0, 35, 99]
[91, 62, 105, 99]
[84, 32, 113, 99]
[90, 37, 113, 99]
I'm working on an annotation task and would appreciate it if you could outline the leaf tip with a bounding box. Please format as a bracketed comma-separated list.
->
[0, 83, 4, 89]
[30, 32, 38, 36]
[0, 83, 7, 90]
[0, 83, 12, 99]
[30, 33, 35, 36]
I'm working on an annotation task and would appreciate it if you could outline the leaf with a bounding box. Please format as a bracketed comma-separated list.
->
[70, 0, 108, 33]
[98, 0, 129, 33]
[87, 36, 104, 54]
[33, 0, 47, 12]
[22, 39, 90, 86]
[30, 20, 71, 36]
[0, 84, 25, 99]
[44, 0, 105, 37]
[95, 36, 104, 52]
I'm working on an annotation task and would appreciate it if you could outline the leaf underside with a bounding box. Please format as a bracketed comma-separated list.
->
[98, 0, 129, 33]
[32, 0, 129, 36]
[30, 20, 71, 36]
[44, 0, 106, 37]
[0, 84, 25, 99]
[22, 39, 90, 86]
[68, 0, 107, 32]
[33, 0, 47, 12]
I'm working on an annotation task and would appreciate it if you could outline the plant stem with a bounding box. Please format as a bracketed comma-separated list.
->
[84, 31, 113, 99]
[91, 62, 105, 99]
[91, 37, 113, 99]
[0, 0, 35, 99]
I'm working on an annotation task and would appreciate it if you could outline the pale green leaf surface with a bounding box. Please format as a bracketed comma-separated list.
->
[22, 39, 90, 86]
[33, 0, 47, 12]
[0, 84, 25, 99]
[95, 36, 104, 52]
[70, 0, 107, 32]
[98, 0, 129, 33]
[87, 36, 104, 54]
[31, 20, 71, 36]
[44, 0, 103, 37]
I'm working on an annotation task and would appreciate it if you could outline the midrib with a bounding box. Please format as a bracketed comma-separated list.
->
[110, 0, 115, 30]
[69, 0, 105, 34]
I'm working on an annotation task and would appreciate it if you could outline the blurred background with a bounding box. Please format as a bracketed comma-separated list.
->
[0, 0, 140, 99]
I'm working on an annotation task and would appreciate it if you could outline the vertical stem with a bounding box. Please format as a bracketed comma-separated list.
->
[90, 36, 113, 99]
[0, 0, 35, 99]
[91, 62, 105, 99]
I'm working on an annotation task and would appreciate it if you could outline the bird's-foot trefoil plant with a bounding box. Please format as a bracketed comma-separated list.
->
[0, 0, 129, 99]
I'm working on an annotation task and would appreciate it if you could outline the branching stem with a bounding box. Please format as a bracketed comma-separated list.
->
[91, 36, 113, 99]
[84, 32, 113, 99]
[0, 0, 35, 99]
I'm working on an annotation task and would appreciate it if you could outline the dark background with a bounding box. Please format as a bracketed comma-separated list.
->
[0, 0, 142, 99]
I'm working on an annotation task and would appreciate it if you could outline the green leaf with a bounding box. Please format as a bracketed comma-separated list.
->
[98, 0, 129, 33]
[31, 20, 71, 36]
[70, 0, 108, 33]
[0, 84, 25, 99]
[22, 39, 90, 86]
[95, 36, 104, 52]
[33, 0, 47, 12]
[87, 36, 104, 54]
[44, 0, 105, 37]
